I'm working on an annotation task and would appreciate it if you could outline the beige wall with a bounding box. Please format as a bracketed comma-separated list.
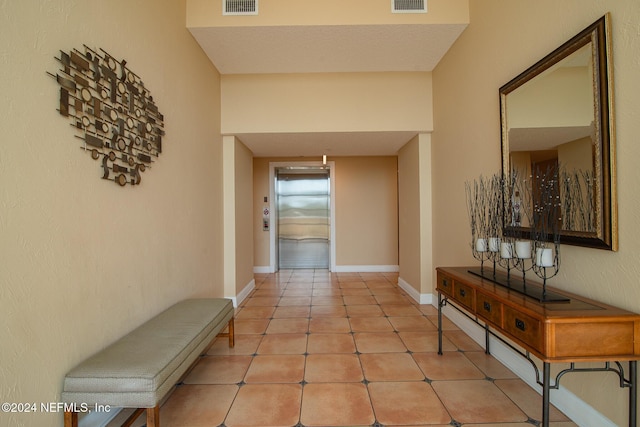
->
[221, 72, 433, 134]
[432, 0, 640, 424]
[335, 157, 398, 268]
[0, 1, 223, 426]
[398, 137, 422, 289]
[398, 134, 433, 296]
[235, 140, 255, 292]
[252, 156, 398, 270]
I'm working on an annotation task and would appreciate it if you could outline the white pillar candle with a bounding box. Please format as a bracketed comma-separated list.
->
[475, 238, 488, 252]
[500, 242, 513, 259]
[515, 241, 532, 259]
[536, 247, 554, 267]
[488, 237, 500, 252]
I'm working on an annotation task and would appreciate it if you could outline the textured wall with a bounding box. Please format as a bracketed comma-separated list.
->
[432, 1, 640, 424]
[0, 1, 223, 426]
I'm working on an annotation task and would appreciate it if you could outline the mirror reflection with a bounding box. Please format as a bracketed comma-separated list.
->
[500, 14, 616, 250]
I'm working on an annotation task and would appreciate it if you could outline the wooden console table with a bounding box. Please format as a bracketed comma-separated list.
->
[436, 266, 639, 427]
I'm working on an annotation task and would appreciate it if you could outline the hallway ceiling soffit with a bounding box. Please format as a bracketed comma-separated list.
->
[190, 22, 466, 157]
[188, 24, 467, 74]
[233, 131, 420, 158]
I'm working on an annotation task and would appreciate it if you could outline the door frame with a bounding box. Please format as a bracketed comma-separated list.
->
[269, 161, 336, 272]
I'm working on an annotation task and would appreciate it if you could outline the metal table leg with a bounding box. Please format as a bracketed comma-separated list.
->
[437, 292, 443, 355]
[542, 362, 550, 427]
[630, 360, 637, 427]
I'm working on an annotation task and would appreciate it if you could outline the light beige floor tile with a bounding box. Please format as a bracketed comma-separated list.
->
[343, 295, 378, 305]
[360, 353, 425, 381]
[278, 296, 312, 306]
[307, 333, 356, 354]
[398, 331, 457, 352]
[305, 354, 364, 382]
[265, 317, 309, 334]
[311, 295, 344, 306]
[206, 335, 262, 355]
[346, 304, 385, 317]
[349, 316, 394, 332]
[464, 351, 519, 379]
[444, 329, 484, 351]
[256, 333, 308, 354]
[310, 305, 347, 317]
[234, 318, 270, 335]
[388, 315, 437, 331]
[432, 379, 528, 424]
[235, 306, 276, 319]
[183, 356, 252, 384]
[413, 351, 486, 380]
[300, 383, 375, 426]
[272, 305, 311, 318]
[354, 332, 408, 353]
[224, 383, 302, 427]
[308, 317, 351, 333]
[369, 381, 451, 425]
[380, 303, 423, 316]
[494, 378, 571, 422]
[244, 354, 306, 383]
[159, 384, 238, 427]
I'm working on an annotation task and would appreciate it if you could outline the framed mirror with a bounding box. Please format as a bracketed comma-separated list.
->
[500, 14, 617, 250]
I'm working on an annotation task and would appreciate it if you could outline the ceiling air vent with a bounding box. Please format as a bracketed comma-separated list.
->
[223, 0, 258, 15]
[392, 0, 427, 13]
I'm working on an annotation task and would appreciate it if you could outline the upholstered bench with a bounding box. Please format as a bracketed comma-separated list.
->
[61, 298, 234, 427]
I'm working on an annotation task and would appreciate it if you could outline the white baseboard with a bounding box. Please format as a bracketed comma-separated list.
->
[234, 278, 255, 307]
[398, 276, 432, 305]
[332, 264, 399, 273]
[254, 265, 400, 274]
[437, 299, 617, 427]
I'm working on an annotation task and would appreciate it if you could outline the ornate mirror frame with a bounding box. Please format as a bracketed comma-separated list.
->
[500, 14, 617, 250]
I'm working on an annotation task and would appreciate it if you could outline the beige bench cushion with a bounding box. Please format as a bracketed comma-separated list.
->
[61, 298, 233, 408]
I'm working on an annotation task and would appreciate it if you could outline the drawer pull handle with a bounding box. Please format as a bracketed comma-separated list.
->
[515, 318, 526, 331]
[442, 279, 449, 288]
[483, 301, 491, 312]
[459, 289, 466, 297]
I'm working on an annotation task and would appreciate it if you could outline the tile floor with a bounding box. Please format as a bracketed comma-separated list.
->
[111, 270, 577, 427]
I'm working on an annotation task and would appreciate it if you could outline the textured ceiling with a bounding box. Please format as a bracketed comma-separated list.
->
[189, 22, 467, 156]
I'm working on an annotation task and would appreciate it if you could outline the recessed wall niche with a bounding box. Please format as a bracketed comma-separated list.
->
[49, 46, 165, 187]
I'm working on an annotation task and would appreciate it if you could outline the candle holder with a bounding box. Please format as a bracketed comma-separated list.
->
[471, 237, 492, 274]
[532, 241, 560, 300]
[497, 237, 518, 283]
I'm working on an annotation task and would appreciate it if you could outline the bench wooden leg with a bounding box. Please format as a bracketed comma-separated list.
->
[121, 408, 145, 427]
[146, 405, 159, 427]
[64, 411, 78, 427]
[229, 316, 235, 348]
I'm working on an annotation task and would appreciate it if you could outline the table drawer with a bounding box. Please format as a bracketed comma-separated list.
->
[454, 282, 474, 311]
[476, 292, 502, 327]
[436, 272, 454, 298]
[503, 306, 543, 352]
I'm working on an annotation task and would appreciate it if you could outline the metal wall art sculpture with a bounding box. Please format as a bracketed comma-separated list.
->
[49, 46, 165, 187]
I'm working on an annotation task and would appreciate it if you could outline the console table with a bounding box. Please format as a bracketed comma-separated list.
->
[436, 266, 639, 427]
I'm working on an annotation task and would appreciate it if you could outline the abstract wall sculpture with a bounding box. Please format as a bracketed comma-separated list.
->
[49, 46, 165, 187]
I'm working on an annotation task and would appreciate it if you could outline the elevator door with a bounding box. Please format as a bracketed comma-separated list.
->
[277, 170, 330, 269]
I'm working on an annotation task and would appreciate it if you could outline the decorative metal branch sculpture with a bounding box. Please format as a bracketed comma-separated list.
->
[465, 176, 492, 273]
[527, 163, 561, 299]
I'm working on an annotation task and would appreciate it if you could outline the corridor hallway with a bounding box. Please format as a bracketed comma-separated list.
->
[110, 270, 575, 426]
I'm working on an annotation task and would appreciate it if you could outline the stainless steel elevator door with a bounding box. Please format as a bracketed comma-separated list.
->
[276, 170, 330, 269]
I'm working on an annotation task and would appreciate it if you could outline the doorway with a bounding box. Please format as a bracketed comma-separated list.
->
[276, 167, 330, 269]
